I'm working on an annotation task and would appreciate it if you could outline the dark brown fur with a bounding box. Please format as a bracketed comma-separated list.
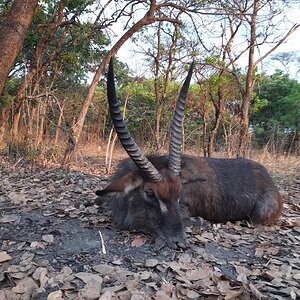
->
[96, 154, 283, 248]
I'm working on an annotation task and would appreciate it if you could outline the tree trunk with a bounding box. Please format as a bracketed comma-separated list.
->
[196, 81, 208, 156]
[207, 80, 225, 157]
[238, 0, 259, 157]
[202, 119, 207, 157]
[12, 108, 21, 141]
[0, 0, 38, 97]
[28, 103, 36, 138]
[36, 102, 47, 147]
[154, 21, 162, 152]
[0, 111, 10, 140]
[54, 103, 64, 146]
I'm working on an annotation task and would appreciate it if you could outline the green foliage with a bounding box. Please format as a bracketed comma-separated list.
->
[121, 79, 156, 140]
[12, 0, 109, 85]
[251, 96, 268, 114]
[0, 1, 13, 20]
[205, 54, 222, 66]
[112, 78, 185, 146]
[251, 70, 300, 150]
[0, 78, 22, 109]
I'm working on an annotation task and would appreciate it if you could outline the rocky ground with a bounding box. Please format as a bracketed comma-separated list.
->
[0, 154, 299, 300]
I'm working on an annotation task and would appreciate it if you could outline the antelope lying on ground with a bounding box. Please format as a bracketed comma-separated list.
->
[96, 59, 283, 249]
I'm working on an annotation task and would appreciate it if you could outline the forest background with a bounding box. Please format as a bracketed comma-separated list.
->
[0, 0, 299, 171]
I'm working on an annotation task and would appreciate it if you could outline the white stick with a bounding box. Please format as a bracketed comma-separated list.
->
[98, 230, 107, 254]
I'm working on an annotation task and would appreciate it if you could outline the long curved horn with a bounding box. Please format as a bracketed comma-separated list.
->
[107, 59, 163, 182]
[168, 62, 194, 176]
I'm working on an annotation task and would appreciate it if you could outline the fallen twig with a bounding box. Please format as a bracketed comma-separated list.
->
[98, 230, 107, 254]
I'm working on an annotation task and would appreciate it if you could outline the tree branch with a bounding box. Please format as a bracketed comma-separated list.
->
[254, 23, 300, 67]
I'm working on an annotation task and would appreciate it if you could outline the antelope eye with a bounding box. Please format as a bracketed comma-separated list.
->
[144, 189, 159, 205]
[145, 189, 155, 197]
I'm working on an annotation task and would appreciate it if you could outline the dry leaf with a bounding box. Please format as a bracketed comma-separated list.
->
[160, 283, 174, 297]
[293, 273, 300, 280]
[255, 246, 279, 257]
[0, 251, 11, 262]
[20, 251, 34, 265]
[237, 273, 248, 284]
[185, 268, 211, 281]
[7, 192, 27, 205]
[42, 234, 54, 243]
[93, 264, 115, 276]
[0, 214, 21, 223]
[235, 265, 252, 277]
[217, 281, 233, 295]
[140, 271, 152, 280]
[155, 290, 172, 300]
[266, 270, 283, 279]
[30, 241, 46, 249]
[78, 279, 101, 300]
[201, 232, 214, 240]
[224, 289, 244, 300]
[11, 277, 38, 294]
[145, 259, 159, 267]
[178, 253, 191, 264]
[246, 282, 266, 299]
[75, 272, 103, 285]
[32, 267, 48, 287]
[112, 257, 123, 265]
[100, 291, 115, 300]
[186, 290, 200, 299]
[47, 290, 64, 300]
[131, 236, 146, 247]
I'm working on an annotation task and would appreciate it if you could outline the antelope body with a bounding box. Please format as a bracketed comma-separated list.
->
[96, 59, 283, 249]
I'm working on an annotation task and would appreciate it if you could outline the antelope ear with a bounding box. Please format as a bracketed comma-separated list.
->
[180, 169, 206, 185]
[95, 172, 143, 196]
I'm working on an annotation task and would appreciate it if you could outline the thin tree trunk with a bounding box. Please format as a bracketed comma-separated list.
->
[207, 82, 225, 157]
[61, 120, 76, 168]
[28, 103, 36, 138]
[161, 22, 179, 151]
[238, 0, 259, 157]
[196, 81, 208, 157]
[221, 121, 229, 156]
[0, 111, 10, 140]
[227, 122, 233, 157]
[202, 121, 207, 157]
[54, 103, 65, 146]
[12, 108, 21, 141]
[154, 21, 162, 152]
[36, 102, 47, 147]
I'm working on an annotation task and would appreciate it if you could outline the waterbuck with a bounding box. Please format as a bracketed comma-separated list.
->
[96, 59, 283, 249]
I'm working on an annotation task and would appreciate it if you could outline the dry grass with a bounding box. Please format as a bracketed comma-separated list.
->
[1, 139, 299, 180]
[60, 143, 300, 183]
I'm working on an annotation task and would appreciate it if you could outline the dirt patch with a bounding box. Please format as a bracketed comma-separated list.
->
[0, 155, 299, 299]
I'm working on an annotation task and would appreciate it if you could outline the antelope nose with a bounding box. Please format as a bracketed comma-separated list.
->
[166, 235, 188, 250]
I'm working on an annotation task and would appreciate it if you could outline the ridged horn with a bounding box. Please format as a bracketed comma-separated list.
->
[168, 62, 194, 176]
[107, 58, 163, 182]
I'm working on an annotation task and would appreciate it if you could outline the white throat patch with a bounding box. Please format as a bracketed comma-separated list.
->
[159, 200, 168, 214]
